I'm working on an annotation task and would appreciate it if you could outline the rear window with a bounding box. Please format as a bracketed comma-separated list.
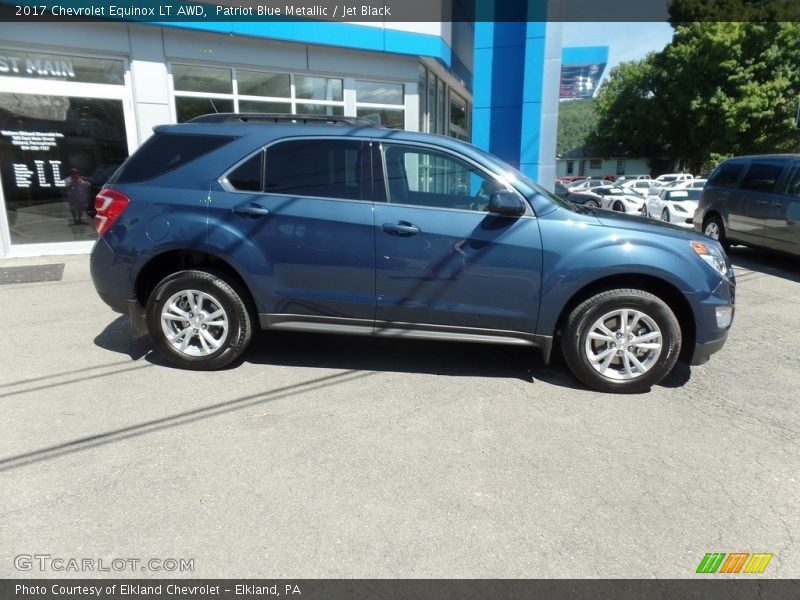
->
[113, 133, 235, 183]
[708, 162, 745, 188]
[739, 160, 785, 193]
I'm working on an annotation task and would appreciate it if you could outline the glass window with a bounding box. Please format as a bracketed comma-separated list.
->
[237, 70, 290, 98]
[381, 144, 506, 211]
[113, 133, 234, 184]
[427, 72, 436, 134]
[239, 99, 292, 113]
[175, 97, 234, 123]
[264, 139, 365, 200]
[0, 48, 124, 85]
[355, 81, 404, 105]
[0, 94, 129, 244]
[590, 159, 602, 169]
[448, 92, 467, 140]
[295, 76, 343, 101]
[436, 79, 445, 135]
[566, 161, 574, 175]
[780, 161, 800, 198]
[356, 107, 404, 129]
[708, 162, 745, 188]
[297, 103, 344, 116]
[172, 64, 232, 94]
[740, 161, 784, 193]
[418, 65, 428, 132]
[227, 152, 263, 192]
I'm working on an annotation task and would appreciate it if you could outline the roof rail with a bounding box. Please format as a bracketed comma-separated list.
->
[187, 113, 380, 127]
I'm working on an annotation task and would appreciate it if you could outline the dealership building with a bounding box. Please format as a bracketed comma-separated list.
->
[0, 18, 563, 256]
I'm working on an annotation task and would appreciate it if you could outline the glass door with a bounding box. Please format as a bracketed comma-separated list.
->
[0, 48, 137, 255]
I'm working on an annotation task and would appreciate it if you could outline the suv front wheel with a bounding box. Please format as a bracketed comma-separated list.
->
[702, 214, 729, 250]
[145, 270, 253, 370]
[562, 289, 681, 393]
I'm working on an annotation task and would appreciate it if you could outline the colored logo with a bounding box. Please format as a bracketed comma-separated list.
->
[696, 552, 773, 574]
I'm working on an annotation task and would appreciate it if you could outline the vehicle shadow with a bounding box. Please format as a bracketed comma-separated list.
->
[94, 319, 689, 392]
[245, 331, 544, 384]
[93, 315, 151, 360]
[728, 246, 800, 284]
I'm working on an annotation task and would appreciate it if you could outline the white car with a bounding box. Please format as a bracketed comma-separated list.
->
[566, 178, 606, 192]
[595, 186, 647, 214]
[619, 179, 656, 197]
[643, 188, 702, 227]
[654, 173, 694, 184]
[616, 174, 652, 183]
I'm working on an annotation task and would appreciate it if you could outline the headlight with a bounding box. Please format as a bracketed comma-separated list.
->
[690, 240, 727, 276]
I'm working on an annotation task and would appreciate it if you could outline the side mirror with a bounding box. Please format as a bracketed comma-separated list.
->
[487, 191, 526, 217]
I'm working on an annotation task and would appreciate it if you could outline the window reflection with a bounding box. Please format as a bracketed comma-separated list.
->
[0, 94, 128, 244]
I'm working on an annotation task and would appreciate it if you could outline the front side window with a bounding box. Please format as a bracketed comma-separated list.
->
[708, 162, 745, 188]
[264, 139, 366, 200]
[381, 144, 507, 212]
[779, 160, 800, 198]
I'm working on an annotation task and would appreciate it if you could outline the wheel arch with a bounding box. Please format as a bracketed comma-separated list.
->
[702, 209, 725, 227]
[551, 274, 696, 363]
[135, 250, 257, 317]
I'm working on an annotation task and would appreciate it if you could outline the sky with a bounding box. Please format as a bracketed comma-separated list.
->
[561, 22, 675, 83]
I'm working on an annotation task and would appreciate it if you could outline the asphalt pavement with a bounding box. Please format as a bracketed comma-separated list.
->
[0, 247, 798, 578]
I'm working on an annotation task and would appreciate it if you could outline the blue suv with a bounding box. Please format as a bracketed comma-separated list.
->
[90, 114, 735, 393]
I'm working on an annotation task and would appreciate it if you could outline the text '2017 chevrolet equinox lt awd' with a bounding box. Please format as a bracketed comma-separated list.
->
[90, 114, 735, 393]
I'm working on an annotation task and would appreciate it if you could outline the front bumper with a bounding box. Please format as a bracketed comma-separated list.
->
[689, 335, 728, 365]
[685, 274, 735, 365]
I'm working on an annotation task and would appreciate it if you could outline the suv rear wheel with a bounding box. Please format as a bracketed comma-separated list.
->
[145, 270, 252, 370]
[562, 289, 681, 393]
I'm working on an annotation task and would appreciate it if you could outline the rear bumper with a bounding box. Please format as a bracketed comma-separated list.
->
[97, 293, 147, 337]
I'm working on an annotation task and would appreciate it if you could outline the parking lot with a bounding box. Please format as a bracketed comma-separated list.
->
[1, 247, 798, 578]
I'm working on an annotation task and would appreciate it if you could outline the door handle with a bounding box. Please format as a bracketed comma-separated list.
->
[773, 201, 783, 208]
[382, 221, 420, 236]
[756, 199, 768, 205]
[234, 203, 271, 218]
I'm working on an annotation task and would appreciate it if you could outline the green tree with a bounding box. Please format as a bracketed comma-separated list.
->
[586, 56, 666, 166]
[588, 19, 800, 173]
[556, 98, 598, 155]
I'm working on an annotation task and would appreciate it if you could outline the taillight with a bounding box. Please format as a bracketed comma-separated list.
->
[94, 188, 129, 236]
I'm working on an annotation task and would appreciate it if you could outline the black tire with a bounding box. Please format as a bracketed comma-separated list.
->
[613, 201, 624, 212]
[145, 270, 253, 370]
[561, 289, 681, 393]
[584, 199, 599, 208]
[662, 208, 670, 223]
[702, 214, 729, 251]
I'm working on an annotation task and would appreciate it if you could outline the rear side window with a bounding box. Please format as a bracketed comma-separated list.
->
[739, 161, 785, 193]
[114, 133, 235, 183]
[708, 162, 745, 188]
[227, 151, 263, 192]
[264, 139, 366, 200]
